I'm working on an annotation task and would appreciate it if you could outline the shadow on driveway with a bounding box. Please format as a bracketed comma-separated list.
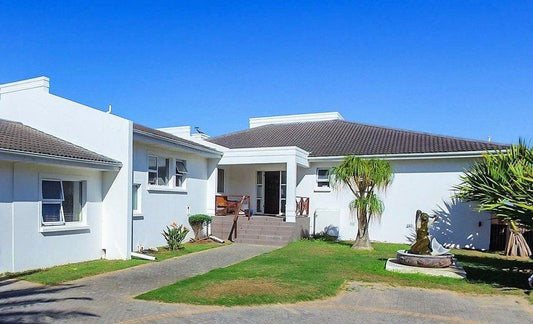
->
[0, 278, 99, 323]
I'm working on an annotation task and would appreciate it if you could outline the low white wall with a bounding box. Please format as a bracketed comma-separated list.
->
[131, 142, 210, 250]
[2, 163, 104, 272]
[298, 159, 492, 250]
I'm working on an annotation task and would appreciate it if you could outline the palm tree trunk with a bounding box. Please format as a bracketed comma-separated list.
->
[352, 209, 372, 250]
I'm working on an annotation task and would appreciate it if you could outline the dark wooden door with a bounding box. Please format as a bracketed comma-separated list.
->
[264, 171, 280, 214]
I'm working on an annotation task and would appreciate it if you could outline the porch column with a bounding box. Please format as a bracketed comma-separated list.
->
[285, 157, 297, 223]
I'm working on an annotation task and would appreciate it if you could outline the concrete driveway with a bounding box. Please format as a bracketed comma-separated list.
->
[1, 244, 531, 323]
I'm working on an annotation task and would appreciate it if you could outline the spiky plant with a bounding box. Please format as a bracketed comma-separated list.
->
[454, 140, 533, 229]
[330, 156, 393, 250]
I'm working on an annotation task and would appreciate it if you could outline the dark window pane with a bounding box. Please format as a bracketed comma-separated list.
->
[148, 172, 157, 185]
[42, 180, 62, 200]
[62, 181, 74, 221]
[281, 171, 286, 184]
[217, 169, 225, 192]
[256, 199, 262, 212]
[256, 171, 262, 184]
[281, 185, 286, 198]
[281, 200, 286, 213]
[176, 160, 188, 174]
[42, 204, 61, 223]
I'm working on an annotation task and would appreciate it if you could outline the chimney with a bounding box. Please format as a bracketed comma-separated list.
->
[0, 76, 50, 97]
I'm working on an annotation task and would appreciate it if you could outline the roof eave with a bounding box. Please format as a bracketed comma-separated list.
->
[308, 150, 501, 162]
[133, 129, 223, 158]
[0, 149, 122, 171]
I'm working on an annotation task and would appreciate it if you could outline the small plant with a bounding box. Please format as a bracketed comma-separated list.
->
[162, 222, 189, 251]
[188, 214, 213, 240]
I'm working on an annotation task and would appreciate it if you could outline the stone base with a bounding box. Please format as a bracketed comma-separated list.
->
[385, 258, 467, 279]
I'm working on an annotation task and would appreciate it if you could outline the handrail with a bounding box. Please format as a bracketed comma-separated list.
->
[296, 196, 310, 216]
[227, 195, 247, 241]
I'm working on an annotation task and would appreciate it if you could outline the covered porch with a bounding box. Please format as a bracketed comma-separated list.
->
[209, 146, 311, 245]
[212, 146, 310, 222]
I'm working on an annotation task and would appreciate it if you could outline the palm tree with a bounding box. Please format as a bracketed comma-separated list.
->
[330, 156, 393, 250]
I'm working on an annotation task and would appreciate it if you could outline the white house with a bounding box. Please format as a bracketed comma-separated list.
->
[0, 76, 506, 273]
[0, 77, 221, 273]
[172, 112, 507, 250]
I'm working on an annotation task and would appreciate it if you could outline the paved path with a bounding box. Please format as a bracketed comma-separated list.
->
[0, 244, 276, 323]
[1, 245, 532, 324]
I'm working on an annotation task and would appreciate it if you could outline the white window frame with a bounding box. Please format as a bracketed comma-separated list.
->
[256, 171, 264, 213]
[41, 179, 65, 226]
[316, 168, 331, 189]
[40, 178, 86, 227]
[217, 168, 225, 193]
[148, 155, 171, 187]
[132, 183, 142, 214]
[175, 160, 187, 188]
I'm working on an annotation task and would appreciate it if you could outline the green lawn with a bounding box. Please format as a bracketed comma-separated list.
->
[5, 242, 221, 285]
[137, 240, 533, 306]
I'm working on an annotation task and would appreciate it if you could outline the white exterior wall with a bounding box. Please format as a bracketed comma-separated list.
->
[0, 77, 132, 260]
[131, 142, 210, 250]
[0, 161, 14, 273]
[299, 158, 492, 250]
[0, 162, 104, 273]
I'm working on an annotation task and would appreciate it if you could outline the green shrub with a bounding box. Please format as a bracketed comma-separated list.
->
[188, 214, 213, 240]
[162, 222, 189, 250]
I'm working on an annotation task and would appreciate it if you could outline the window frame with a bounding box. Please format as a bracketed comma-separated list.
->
[40, 178, 86, 227]
[41, 179, 65, 226]
[175, 159, 187, 188]
[148, 155, 171, 187]
[132, 183, 141, 214]
[316, 168, 331, 189]
[217, 168, 225, 193]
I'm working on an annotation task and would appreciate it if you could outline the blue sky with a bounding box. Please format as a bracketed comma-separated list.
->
[0, 1, 531, 143]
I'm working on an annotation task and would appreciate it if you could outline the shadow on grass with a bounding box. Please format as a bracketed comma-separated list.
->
[456, 254, 532, 290]
[0, 280, 99, 323]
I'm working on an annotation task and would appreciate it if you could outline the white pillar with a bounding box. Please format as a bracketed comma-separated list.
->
[206, 159, 218, 215]
[285, 157, 297, 223]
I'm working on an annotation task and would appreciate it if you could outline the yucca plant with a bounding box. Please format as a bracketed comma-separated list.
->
[454, 140, 533, 229]
[331, 156, 393, 250]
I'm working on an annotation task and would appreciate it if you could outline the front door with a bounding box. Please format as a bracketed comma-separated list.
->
[264, 171, 280, 214]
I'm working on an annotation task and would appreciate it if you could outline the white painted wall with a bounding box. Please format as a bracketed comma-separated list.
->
[0, 77, 132, 260]
[298, 159, 492, 250]
[222, 158, 491, 250]
[0, 162, 104, 272]
[131, 142, 211, 250]
[0, 161, 13, 273]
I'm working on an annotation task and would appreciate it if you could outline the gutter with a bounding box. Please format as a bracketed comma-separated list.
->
[308, 150, 502, 162]
[0, 148, 122, 171]
[133, 129, 223, 158]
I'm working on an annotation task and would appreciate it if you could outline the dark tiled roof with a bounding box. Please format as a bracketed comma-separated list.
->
[133, 123, 221, 154]
[0, 119, 121, 166]
[209, 119, 508, 157]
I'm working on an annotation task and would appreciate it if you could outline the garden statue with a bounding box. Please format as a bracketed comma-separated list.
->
[395, 210, 453, 268]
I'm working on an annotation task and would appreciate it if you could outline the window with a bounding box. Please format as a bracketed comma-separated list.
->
[148, 155, 170, 186]
[175, 160, 187, 187]
[316, 168, 330, 188]
[256, 171, 263, 213]
[217, 168, 225, 193]
[132, 184, 141, 213]
[280, 171, 287, 213]
[41, 180, 84, 225]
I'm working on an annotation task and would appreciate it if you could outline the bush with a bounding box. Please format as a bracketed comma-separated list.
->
[188, 214, 213, 240]
[162, 222, 189, 250]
